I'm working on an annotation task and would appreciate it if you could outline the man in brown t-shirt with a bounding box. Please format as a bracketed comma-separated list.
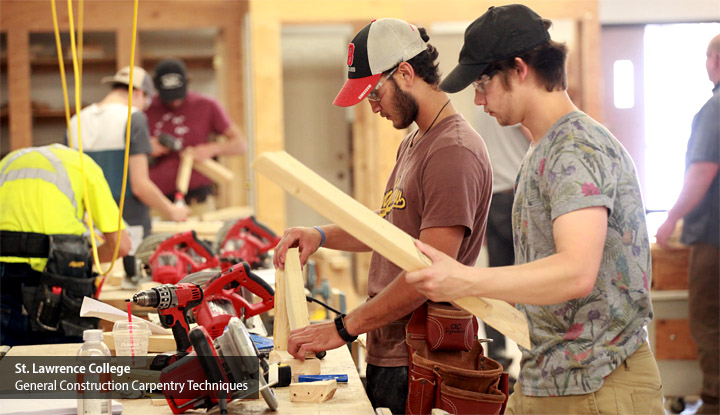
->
[273, 18, 492, 413]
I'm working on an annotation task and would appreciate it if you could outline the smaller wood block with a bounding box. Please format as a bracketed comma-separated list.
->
[290, 379, 337, 402]
[268, 350, 321, 375]
[655, 319, 698, 360]
[651, 245, 690, 290]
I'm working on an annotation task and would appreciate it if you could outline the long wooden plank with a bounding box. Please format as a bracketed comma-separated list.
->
[285, 248, 310, 331]
[273, 264, 291, 351]
[252, 151, 530, 349]
[176, 151, 194, 196]
[193, 158, 234, 185]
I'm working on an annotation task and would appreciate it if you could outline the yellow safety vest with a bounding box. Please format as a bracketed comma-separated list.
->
[0, 144, 124, 271]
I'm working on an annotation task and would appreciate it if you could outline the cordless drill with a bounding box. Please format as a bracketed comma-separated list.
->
[158, 133, 183, 152]
[131, 283, 203, 352]
[149, 133, 183, 166]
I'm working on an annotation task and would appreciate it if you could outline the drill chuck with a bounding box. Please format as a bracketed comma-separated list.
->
[132, 289, 160, 307]
[131, 284, 197, 309]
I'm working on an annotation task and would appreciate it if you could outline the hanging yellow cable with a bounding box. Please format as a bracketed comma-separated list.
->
[54, 0, 140, 278]
[50, 0, 73, 148]
[77, 0, 83, 90]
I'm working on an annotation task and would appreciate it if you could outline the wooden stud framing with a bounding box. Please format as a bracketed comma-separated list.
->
[253, 151, 531, 349]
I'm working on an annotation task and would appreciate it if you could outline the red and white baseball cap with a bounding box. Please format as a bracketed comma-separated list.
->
[333, 18, 427, 107]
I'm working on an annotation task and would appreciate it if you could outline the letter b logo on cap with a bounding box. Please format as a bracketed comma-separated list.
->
[347, 43, 355, 66]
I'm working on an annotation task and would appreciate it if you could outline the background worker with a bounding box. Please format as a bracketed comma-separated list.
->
[656, 33, 719, 415]
[146, 58, 247, 215]
[273, 18, 492, 413]
[68, 66, 190, 238]
[405, 4, 664, 413]
[0, 144, 131, 346]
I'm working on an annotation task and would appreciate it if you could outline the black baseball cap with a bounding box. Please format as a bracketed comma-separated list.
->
[154, 59, 187, 102]
[439, 4, 550, 93]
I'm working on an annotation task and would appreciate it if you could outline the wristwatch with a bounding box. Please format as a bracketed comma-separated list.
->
[334, 314, 358, 343]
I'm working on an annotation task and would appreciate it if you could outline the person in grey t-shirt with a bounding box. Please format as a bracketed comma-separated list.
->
[406, 4, 664, 414]
[656, 33, 719, 415]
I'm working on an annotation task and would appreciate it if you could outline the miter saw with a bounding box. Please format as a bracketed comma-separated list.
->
[128, 216, 280, 288]
[160, 317, 278, 414]
[130, 265, 279, 413]
[147, 230, 220, 284]
[213, 216, 281, 269]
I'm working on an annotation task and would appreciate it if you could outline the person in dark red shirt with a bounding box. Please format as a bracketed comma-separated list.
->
[145, 58, 246, 214]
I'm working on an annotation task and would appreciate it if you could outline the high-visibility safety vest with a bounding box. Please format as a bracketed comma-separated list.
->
[0, 144, 123, 271]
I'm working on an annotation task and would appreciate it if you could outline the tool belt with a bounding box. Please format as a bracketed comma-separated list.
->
[405, 302, 509, 415]
[1, 230, 97, 337]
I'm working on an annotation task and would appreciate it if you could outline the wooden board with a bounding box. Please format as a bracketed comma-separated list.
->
[284, 247, 310, 331]
[175, 151, 194, 195]
[654, 319, 698, 360]
[290, 379, 337, 402]
[268, 350, 322, 376]
[651, 244, 690, 290]
[253, 151, 530, 349]
[150, 219, 224, 241]
[193, 158, 234, 185]
[199, 205, 254, 222]
[274, 264, 291, 351]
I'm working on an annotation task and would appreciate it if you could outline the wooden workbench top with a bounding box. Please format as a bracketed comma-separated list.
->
[5, 343, 373, 414]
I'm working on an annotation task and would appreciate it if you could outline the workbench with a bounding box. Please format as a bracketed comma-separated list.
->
[4, 343, 373, 414]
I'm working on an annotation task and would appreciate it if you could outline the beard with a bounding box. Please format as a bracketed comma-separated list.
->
[390, 79, 419, 130]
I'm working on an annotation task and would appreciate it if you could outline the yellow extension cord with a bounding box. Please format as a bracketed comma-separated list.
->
[51, 0, 140, 278]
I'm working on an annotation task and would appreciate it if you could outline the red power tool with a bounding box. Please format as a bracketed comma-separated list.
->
[130, 283, 204, 352]
[149, 230, 219, 284]
[159, 318, 278, 414]
[132, 263, 275, 352]
[215, 216, 281, 269]
[189, 262, 275, 339]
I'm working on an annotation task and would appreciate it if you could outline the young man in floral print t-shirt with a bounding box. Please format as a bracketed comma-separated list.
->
[406, 4, 665, 414]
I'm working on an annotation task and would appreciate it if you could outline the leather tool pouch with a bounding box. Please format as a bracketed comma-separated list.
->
[21, 235, 97, 337]
[425, 302, 476, 352]
[406, 302, 509, 415]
